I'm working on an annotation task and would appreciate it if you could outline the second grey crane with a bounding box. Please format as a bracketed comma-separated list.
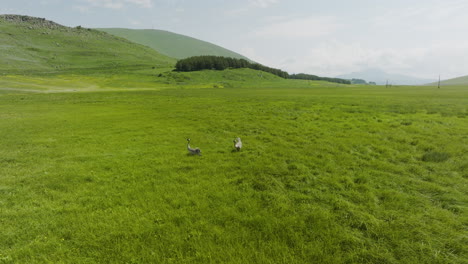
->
[187, 138, 202, 156]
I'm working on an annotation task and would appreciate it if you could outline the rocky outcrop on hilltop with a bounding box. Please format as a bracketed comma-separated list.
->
[0, 14, 66, 29]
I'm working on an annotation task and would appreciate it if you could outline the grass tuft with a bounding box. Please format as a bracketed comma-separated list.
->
[422, 151, 451, 162]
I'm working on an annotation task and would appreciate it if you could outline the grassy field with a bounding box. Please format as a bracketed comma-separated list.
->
[0, 68, 351, 93]
[0, 77, 467, 263]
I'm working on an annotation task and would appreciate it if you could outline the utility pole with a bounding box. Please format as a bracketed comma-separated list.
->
[386, 79, 388, 88]
[438, 75, 441, 89]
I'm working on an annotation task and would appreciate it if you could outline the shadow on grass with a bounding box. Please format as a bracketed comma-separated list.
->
[422, 151, 451, 162]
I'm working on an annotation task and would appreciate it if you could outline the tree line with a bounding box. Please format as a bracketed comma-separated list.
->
[175, 56, 289, 78]
[350, 78, 376, 85]
[174, 56, 350, 84]
[289, 73, 351, 84]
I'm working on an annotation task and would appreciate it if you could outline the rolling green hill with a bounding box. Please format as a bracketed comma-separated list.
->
[427, 75, 468, 86]
[98, 28, 251, 60]
[0, 15, 176, 75]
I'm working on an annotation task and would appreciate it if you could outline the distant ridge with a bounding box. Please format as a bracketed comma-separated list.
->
[98, 28, 251, 61]
[337, 68, 436, 85]
[426, 75, 468, 86]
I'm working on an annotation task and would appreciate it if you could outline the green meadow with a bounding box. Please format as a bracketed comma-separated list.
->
[0, 74, 467, 263]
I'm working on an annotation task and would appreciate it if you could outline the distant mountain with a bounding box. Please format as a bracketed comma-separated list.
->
[98, 28, 251, 61]
[0, 15, 175, 74]
[337, 68, 436, 85]
[426, 75, 468, 86]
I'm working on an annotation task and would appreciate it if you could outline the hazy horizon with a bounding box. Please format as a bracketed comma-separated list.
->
[2, 0, 467, 79]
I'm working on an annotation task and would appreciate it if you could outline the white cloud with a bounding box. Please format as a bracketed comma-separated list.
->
[371, 1, 468, 34]
[126, 0, 153, 8]
[251, 16, 341, 38]
[0, 7, 24, 14]
[128, 18, 142, 26]
[269, 39, 468, 79]
[81, 0, 153, 9]
[242, 2, 468, 79]
[73, 5, 92, 13]
[249, 0, 279, 8]
[40, 0, 61, 4]
[82, 0, 123, 9]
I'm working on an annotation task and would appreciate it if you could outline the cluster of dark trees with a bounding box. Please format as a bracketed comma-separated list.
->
[175, 56, 289, 78]
[289, 73, 351, 84]
[350, 79, 377, 85]
[175, 56, 351, 85]
[350, 78, 367, 84]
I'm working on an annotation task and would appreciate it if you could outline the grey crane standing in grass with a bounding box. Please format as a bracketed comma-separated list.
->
[233, 137, 242, 151]
[187, 138, 202, 156]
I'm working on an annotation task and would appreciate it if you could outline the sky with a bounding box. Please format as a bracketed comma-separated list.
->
[2, 0, 468, 79]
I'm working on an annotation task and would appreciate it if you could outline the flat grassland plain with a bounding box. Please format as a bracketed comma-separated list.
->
[0, 71, 467, 263]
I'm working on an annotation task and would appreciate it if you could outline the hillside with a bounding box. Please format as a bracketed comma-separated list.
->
[98, 28, 251, 61]
[427, 75, 468, 86]
[0, 15, 176, 75]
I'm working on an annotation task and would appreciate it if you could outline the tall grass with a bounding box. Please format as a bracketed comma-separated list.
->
[0, 84, 467, 263]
